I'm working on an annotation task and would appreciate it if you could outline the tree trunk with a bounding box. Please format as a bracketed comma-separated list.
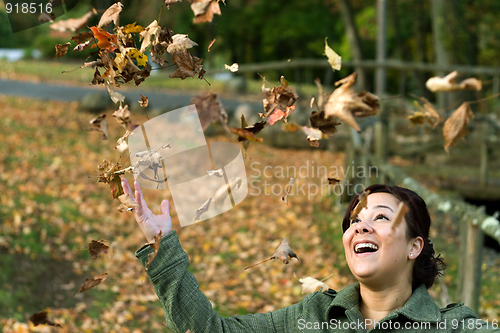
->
[337, 0, 367, 90]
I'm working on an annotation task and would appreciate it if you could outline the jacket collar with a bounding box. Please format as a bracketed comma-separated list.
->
[327, 282, 441, 323]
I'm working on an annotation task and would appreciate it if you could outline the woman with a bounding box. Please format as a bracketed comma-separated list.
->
[121, 178, 498, 332]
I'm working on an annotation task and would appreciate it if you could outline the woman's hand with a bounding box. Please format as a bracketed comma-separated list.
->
[121, 177, 172, 243]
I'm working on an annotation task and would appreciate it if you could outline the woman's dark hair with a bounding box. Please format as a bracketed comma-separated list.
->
[342, 184, 446, 289]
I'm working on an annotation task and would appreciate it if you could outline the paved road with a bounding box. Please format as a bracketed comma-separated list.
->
[0, 79, 259, 113]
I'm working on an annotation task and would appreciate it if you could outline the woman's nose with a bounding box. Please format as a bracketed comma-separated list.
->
[355, 220, 373, 234]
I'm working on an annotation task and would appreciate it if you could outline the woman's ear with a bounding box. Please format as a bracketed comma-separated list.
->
[409, 236, 424, 259]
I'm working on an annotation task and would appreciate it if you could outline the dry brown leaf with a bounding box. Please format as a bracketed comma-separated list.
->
[350, 190, 370, 220]
[296, 275, 330, 294]
[229, 127, 264, 143]
[146, 231, 163, 269]
[139, 94, 149, 108]
[97, 160, 125, 199]
[208, 38, 216, 52]
[191, 0, 221, 24]
[29, 311, 62, 328]
[281, 178, 294, 204]
[88, 240, 110, 259]
[327, 177, 340, 185]
[117, 193, 138, 213]
[426, 71, 482, 92]
[166, 34, 198, 54]
[112, 104, 132, 129]
[165, 0, 182, 6]
[310, 110, 340, 136]
[98, 2, 123, 28]
[443, 102, 474, 152]
[408, 97, 442, 128]
[49, 8, 97, 32]
[262, 76, 298, 117]
[75, 273, 108, 294]
[324, 73, 380, 132]
[191, 92, 227, 130]
[324, 37, 341, 71]
[55, 42, 70, 58]
[193, 198, 212, 221]
[170, 50, 204, 80]
[391, 201, 409, 233]
[89, 114, 109, 140]
[115, 130, 132, 153]
[245, 237, 299, 269]
[301, 126, 324, 147]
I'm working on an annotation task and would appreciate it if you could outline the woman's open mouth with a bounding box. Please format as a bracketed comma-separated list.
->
[354, 242, 379, 254]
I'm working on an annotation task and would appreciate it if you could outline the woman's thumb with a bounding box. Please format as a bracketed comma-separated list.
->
[160, 200, 169, 215]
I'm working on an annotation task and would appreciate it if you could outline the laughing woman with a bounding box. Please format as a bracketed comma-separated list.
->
[121, 178, 498, 333]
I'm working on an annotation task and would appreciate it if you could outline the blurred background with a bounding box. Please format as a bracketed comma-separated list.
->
[0, 0, 499, 331]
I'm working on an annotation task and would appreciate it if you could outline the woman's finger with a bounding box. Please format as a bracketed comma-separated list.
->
[134, 181, 146, 214]
[160, 200, 169, 216]
[121, 178, 135, 199]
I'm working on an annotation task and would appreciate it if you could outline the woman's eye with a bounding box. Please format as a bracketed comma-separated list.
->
[350, 218, 361, 224]
[375, 214, 389, 221]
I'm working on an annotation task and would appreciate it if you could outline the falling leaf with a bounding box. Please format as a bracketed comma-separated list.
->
[191, 0, 221, 24]
[89, 114, 109, 140]
[115, 130, 132, 153]
[139, 94, 149, 108]
[426, 71, 482, 92]
[170, 50, 204, 80]
[229, 127, 264, 143]
[310, 110, 340, 136]
[75, 273, 108, 294]
[92, 67, 105, 85]
[29, 311, 62, 328]
[268, 105, 294, 125]
[146, 231, 163, 269]
[281, 178, 294, 204]
[208, 38, 216, 52]
[49, 8, 97, 32]
[408, 97, 442, 128]
[117, 193, 138, 213]
[443, 102, 474, 152]
[262, 76, 298, 117]
[324, 73, 380, 132]
[327, 177, 340, 185]
[391, 201, 409, 233]
[97, 160, 125, 199]
[123, 23, 144, 34]
[165, 0, 182, 6]
[111, 104, 132, 129]
[224, 63, 239, 72]
[55, 42, 70, 58]
[98, 2, 123, 28]
[324, 37, 341, 71]
[207, 168, 224, 177]
[166, 34, 198, 54]
[193, 198, 212, 222]
[105, 81, 126, 104]
[245, 237, 299, 270]
[88, 240, 110, 259]
[191, 91, 227, 130]
[90, 26, 118, 52]
[295, 274, 330, 294]
[350, 190, 370, 220]
[301, 126, 324, 147]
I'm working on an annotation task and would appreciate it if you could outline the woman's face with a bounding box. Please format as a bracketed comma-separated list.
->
[342, 193, 422, 287]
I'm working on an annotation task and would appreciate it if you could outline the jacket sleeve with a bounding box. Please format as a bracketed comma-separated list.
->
[135, 230, 305, 333]
[440, 303, 500, 332]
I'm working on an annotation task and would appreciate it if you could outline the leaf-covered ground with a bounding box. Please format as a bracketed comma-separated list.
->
[0, 96, 498, 332]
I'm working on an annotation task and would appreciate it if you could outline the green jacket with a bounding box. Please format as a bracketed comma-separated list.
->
[136, 231, 499, 333]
